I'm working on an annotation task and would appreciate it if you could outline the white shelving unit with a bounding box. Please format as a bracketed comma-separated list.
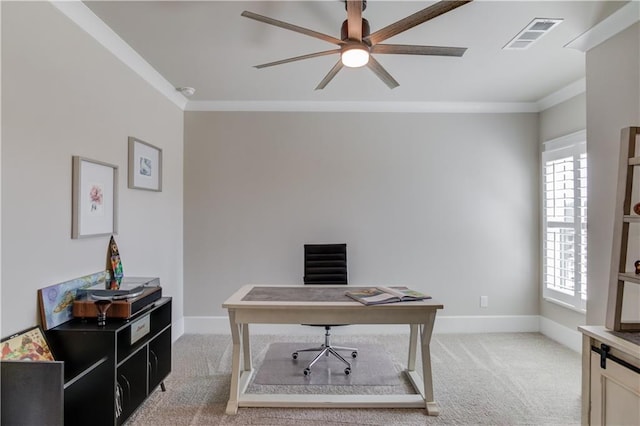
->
[606, 126, 640, 332]
[579, 126, 640, 426]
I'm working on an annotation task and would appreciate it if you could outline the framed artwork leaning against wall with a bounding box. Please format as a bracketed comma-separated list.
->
[1, 326, 55, 361]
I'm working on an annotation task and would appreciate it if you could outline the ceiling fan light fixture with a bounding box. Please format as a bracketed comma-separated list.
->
[341, 43, 369, 68]
[242, 0, 473, 89]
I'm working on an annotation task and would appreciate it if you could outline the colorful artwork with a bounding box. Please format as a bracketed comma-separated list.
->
[1, 326, 55, 361]
[38, 271, 107, 330]
[108, 236, 124, 289]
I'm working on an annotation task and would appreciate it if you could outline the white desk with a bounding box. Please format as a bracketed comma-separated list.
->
[222, 285, 444, 415]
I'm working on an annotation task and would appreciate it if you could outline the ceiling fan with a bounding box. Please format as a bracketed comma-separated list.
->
[241, 0, 473, 90]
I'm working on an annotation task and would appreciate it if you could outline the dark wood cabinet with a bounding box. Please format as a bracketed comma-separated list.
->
[46, 297, 172, 426]
[1, 360, 65, 425]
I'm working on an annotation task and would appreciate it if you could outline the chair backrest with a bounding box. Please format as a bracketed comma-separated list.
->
[303, 244, 347, 285]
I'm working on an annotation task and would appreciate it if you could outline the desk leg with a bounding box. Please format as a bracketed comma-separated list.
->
[226, 310, 241, 415]
[242, 323, 252, 371]
[408, 324, 419, 371]
[421, 311, 439, 416]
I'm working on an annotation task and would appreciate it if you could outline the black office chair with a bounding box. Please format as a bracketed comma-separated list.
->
[292, 243, 358, 376]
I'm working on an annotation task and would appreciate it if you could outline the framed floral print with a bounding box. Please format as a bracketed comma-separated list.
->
[72, 156, 118, 239]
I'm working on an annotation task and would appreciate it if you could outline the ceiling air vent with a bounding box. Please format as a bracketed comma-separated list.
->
[504, 18, 563, 50]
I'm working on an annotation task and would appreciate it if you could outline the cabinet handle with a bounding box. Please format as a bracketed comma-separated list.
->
[149, 349, 159, 375]
[118, 374, 131, 410]
[115, 382, 123, 419]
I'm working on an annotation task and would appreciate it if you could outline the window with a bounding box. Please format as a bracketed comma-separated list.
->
[542, 131, 587, 312]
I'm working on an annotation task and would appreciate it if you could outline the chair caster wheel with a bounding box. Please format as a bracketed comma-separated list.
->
[351, 351, 358, 358]
[303, 368, 311, 376]
[344, 367, 351, 375]
[292, 352, 298, 360]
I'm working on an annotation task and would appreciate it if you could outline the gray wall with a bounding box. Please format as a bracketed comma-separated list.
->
[5, 1, 634, 338]
[539, 93, 587, 331]
[1, 2, 184, 335]
[184, 111, 540, 318]
[540, 93, 586, 142]
[585, 22, 640, 325]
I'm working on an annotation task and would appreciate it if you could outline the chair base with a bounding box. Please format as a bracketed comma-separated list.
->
[292, 326, 358, 375]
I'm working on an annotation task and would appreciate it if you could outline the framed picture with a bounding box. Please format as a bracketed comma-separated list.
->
[128, 137, 162, 191]
[1, 326, 55, 361]
[72, 156, 118, 239]
[38, 271, 107, 330]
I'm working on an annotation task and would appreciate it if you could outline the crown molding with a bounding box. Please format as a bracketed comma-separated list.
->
[51, 0, 585, 114]
[536, 78, 586, 111]
[185, 101, 539, 113]
[186, 77, 586, 113]
[50, 0, 188, 110]
[566, 1, 640, 52]
[544, 129, 587, 151]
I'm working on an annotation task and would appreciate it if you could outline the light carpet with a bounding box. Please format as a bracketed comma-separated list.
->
[253, 342, 401, 386]
[124, 333, 581, 425]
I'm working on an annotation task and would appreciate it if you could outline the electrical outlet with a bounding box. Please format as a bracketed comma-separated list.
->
[480, 296, 489, 308]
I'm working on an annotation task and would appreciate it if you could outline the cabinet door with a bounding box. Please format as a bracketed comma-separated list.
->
[116, 349, 148, 425]
[65, 359, 113, 426]
[1, 361, 64, 426]
[148, 327, 171, 392]
[590, 352, 640, 425]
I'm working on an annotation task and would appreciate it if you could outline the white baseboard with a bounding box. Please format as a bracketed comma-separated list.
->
[539, 316, 582, 353]
[172, 317, 185, 343]
[174, 315, 580, 353]
[434, 315, 540, 334]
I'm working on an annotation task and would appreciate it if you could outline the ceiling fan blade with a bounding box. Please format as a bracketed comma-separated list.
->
[367, 56, 399, 89]
[371, 44, 467, 57]
[346, 0, 363, 41]
[241, 11, 344, 46]
[364, 1, 473, 46]
[315, 61, 344, 90]
[254, 49, 341, 69]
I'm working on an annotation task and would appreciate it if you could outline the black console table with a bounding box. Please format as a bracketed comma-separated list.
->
[45, 297, 172, 426]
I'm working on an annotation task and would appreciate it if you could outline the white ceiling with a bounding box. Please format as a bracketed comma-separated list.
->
[81, 1, 628, 107]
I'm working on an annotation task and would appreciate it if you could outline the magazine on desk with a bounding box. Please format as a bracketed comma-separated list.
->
[345, 286, 431, 305]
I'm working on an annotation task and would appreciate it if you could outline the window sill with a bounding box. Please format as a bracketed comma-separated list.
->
[543, 297, 586, 315]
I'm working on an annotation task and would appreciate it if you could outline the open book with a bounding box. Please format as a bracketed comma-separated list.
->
[345, 286, 431, 306]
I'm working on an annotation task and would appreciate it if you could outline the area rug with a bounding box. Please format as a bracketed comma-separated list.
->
[252, 342, 402, 386]
[124, 333, 582, 425]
